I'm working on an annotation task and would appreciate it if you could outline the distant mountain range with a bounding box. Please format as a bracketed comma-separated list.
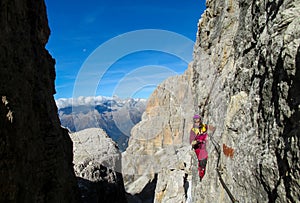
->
[56, 96, 147, 151]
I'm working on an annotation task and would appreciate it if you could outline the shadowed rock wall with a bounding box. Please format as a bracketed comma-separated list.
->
[0, 1, 80, 202]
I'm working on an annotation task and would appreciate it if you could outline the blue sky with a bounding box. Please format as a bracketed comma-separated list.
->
[45, 0, 206, 99]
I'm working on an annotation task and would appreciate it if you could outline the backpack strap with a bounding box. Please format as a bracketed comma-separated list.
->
[200, 124, 207, 134]
[192, 127, 200, 136]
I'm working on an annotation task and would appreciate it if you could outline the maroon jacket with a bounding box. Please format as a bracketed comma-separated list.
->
[190, 125, 208, 160]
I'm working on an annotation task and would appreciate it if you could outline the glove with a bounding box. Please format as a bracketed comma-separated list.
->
[191, 140, 198, 146]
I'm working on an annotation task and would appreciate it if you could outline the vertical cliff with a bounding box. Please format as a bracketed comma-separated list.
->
[122, 68, 196, 202]
[192, 0, 299, 202]
[124, 0, 299, 202]
[0, 1, 80, 202]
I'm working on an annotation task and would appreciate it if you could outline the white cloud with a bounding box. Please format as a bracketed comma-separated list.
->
[55, 95, 146, 109]
[56, 96, 108, 109]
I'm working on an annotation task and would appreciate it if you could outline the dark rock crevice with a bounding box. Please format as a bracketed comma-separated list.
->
[126, 174, 158, 203]
[77, 168, 127, 203]
[258, 163, 281, 202]
[278, 44, 300, 203]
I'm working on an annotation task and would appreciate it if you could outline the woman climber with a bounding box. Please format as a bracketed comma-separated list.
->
[190, 114, 215, 181]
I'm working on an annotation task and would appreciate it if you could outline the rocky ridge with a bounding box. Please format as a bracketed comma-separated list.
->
[70, 128, 127, 203]
[123, 0, 300, 202]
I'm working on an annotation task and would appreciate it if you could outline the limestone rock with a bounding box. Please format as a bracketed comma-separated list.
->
[70, 128, 122, 174]
[0, 1, 80, 202]
[124, 0, 300, 202]
[191, 0, 300, 202]
[70, 128, 127, 203]
[122, 67, 196, 202]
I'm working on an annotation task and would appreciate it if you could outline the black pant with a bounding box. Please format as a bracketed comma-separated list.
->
[198, 158, 207, 168]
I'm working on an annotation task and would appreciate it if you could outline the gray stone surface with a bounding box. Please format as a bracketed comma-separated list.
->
[70, 128, 127, 203]
[192, 0, 300, 202]
[70, 128, 122, 175]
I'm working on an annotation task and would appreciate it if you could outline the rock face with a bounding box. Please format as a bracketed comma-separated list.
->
[124, 0, 300, 202]
[0, 1, 80, 202]
[191, 0, 300, 202]
[70, 128, 127, 203]
[122, 70, 196, 202]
